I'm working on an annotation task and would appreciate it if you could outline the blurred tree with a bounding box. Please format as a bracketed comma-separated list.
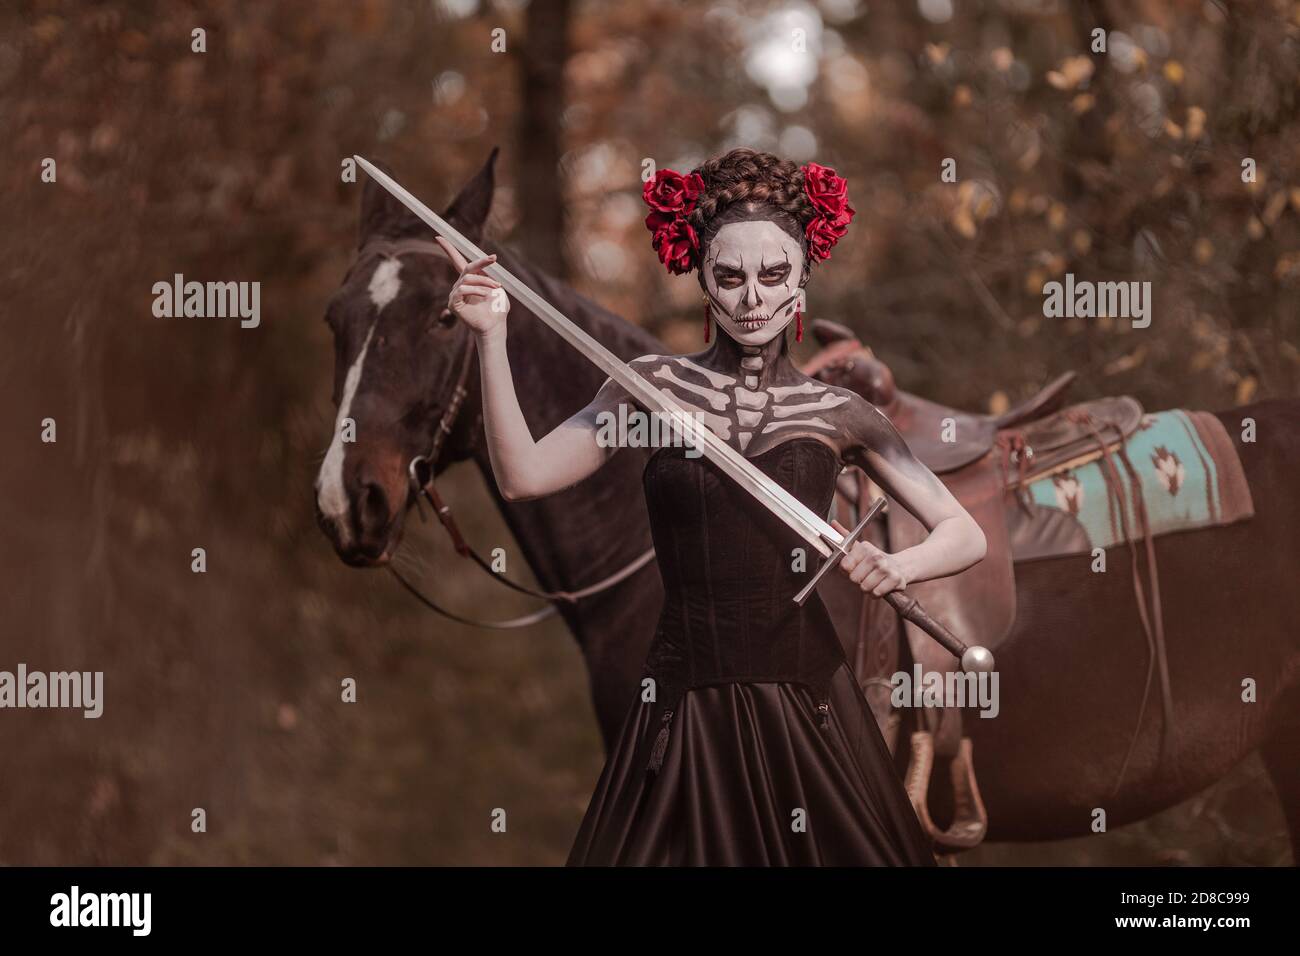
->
[515, 0, 572, 279]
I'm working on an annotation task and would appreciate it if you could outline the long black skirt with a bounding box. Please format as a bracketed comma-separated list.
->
[567, 662, 936, 866]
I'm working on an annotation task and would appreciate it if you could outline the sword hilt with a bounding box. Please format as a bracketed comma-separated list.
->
[793, 496, 995, 675]
[793, 498, 883, 606]
[884, 591, 993, 673]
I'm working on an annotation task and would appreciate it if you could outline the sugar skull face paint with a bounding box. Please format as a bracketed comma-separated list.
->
[702, 219, 804, 347]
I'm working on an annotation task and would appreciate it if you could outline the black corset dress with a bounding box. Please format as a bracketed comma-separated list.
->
[567, 439, 936, 866]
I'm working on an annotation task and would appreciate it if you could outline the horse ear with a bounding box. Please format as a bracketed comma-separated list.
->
[357, 158, 426, 244]
[810, 318, 858, 346]
[444, 146, 499, 243]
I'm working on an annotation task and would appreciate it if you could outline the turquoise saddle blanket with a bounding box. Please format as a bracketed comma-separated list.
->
[1021, 409, 1254, 554]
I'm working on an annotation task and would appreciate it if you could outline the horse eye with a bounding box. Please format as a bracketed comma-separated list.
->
[436, 308, 456, 328]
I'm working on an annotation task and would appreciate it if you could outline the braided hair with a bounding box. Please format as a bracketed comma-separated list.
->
[687, 149, 815, 268]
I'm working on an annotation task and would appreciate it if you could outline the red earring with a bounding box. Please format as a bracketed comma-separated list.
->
[703, 299, 711, 343]
[795, 305, 803, 342]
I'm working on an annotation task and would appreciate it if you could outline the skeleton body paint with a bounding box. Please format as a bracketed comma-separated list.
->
[632, 339, 846, 454]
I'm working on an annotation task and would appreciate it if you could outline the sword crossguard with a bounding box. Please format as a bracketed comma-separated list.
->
[792, 498, 885, 607]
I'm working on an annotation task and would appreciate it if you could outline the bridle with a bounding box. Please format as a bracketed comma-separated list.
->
[354, 238, 656, 628]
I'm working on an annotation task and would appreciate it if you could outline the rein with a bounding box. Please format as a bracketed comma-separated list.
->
[368, 240, 655, 628]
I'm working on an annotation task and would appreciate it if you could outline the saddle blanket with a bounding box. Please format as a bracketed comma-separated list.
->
[1017, 409, 1254, 558]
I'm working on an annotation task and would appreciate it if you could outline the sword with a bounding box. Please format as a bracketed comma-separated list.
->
[354, 157, 993, 673]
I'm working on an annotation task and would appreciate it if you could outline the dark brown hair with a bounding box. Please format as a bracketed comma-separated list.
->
[687, 148, 815, 266]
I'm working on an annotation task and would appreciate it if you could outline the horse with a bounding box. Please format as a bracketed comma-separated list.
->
[314, 151, 663, 742]
[315, 152, 1300, 861]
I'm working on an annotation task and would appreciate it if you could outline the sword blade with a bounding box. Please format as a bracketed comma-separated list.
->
[354, 156, 839, 557]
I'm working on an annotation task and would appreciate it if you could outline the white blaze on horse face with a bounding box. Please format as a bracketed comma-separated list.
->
[703, 220, 803, 347]
[314, 258, 403, 539]
[367, 257, 403, 310]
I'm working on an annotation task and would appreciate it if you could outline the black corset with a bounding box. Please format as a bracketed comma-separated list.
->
[641, 438, 848, 713]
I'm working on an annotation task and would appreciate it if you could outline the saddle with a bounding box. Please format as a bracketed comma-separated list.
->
[804, 321, 1147, 856]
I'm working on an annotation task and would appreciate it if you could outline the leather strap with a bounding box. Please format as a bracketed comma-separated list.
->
[415, 475, 656, 603]
[357, 237, 449, 261]
[1069, 411, 1172, 794]
[387, 565, 560, 630]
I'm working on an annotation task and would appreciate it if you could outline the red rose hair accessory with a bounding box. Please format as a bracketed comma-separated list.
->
[642, 168, 704, 275]
[801, 162, 855, 263]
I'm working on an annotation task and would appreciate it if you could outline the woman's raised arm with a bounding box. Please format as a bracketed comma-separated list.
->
[438, 237, 627, 501]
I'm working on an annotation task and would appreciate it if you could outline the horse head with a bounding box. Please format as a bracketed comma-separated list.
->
[314, 150, 498, 566]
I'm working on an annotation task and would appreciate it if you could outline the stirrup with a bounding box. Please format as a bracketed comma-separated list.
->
[904, 731, 989, 853]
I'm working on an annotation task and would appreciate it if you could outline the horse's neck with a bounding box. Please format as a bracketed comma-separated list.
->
[472, 247, 664, 595]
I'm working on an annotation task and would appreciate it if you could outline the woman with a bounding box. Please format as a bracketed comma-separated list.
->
[437, 148, 986, 865]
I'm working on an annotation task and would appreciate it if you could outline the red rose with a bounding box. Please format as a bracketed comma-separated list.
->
[647, 213, 698, 275]
[642, 169, 704, 215]
[805, 204, 854, 262]
[802, 162, 850, 218]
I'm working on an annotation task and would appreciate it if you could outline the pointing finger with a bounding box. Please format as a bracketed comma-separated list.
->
[435, 237, 470, 273]
[463, 253, 497, 276]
